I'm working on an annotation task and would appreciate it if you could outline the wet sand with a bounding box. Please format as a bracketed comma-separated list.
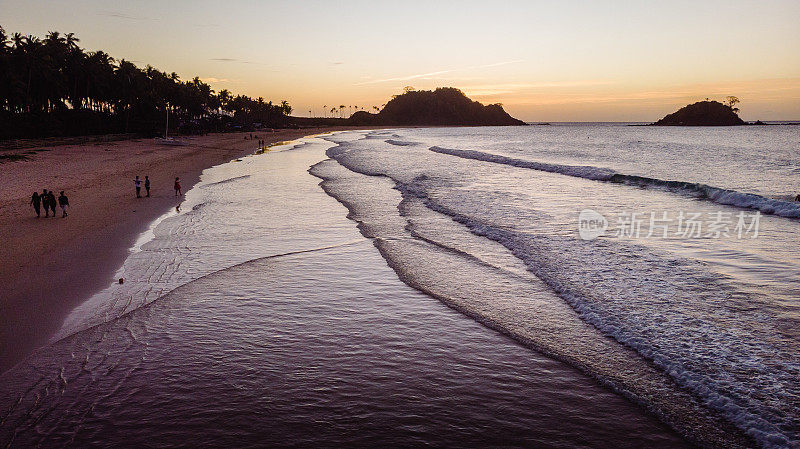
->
[0, 128, 372, 372]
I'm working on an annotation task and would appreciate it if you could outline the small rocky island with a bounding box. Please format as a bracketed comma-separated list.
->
[652, 99, 745, 126]
[349, 87, 526, 126]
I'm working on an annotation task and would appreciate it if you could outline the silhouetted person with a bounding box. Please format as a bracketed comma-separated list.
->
[135, 176, 142, 198]
[145, 175, 151, 197]
[30, 192, 41, 217]
[47, 191, 57, 216]
[58, 191, 69, 217]
[41, 189, 49, 217]
[174, 177, 182, 196]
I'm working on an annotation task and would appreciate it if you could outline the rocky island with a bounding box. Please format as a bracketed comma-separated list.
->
[652, 99, 745, 126]
[348, 87, 526, 126]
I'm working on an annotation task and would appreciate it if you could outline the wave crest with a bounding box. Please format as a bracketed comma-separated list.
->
[430, 146, 800, 219]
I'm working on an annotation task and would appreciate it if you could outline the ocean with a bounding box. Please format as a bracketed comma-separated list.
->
[1, 125, 798, 448]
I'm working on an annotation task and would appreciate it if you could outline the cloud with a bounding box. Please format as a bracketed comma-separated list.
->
[200, 77, 230, 83]
[98, 11, 154, 21]
[485, 78, 800, 107]
[211, 58, 261, 65]
[354, 69, 455, 85]
[467, 59, 526, 70]
[354, 60, 526, 86]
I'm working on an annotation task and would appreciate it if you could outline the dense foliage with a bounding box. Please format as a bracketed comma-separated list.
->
[0, 27, 292, 139]
[349, 87, 526, 126]
[653, 100, 745, 126]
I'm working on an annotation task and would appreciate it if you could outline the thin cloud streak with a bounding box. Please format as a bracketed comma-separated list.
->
[466, 59, 526, 69]
[395, 77, 799, 106]
[490, 78, 800, 106]
[210, 58, 262, 65]
[354, 70, 455, 85]
[200, 77, 230, 83]
[354, 60, 525, 86]
[98, 11, 154, 21]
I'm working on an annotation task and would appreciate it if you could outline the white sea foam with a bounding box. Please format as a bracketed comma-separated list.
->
[320, 130, 800, 448]
[396, 181, 798, 448]
[429, 145, 800, 219]
[385, 139, 420, 146]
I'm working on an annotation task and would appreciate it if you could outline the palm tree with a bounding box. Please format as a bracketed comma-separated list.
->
[339, 104, 345, 118]
[217, 89, 231, 113]
[1, 27, 299, 137]
[0, 26, 8, 54]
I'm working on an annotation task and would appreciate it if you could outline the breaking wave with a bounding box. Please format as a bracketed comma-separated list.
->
[429, 146, 800, 219]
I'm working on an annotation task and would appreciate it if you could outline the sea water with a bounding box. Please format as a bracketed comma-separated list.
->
[314, 125, 800, 448]
[1, 125, 798, 448]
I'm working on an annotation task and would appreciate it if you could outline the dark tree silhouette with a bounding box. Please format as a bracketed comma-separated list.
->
[653, 99, 744, 126]
[724, 96, 740, 113]
[0, 26, 293, 139]
[348, 87, 525, 126]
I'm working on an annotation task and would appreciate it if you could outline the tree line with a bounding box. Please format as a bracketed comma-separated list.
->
[0, 26, 293, 139]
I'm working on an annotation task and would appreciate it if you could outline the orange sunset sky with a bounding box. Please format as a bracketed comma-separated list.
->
[3, 0, 799, 121]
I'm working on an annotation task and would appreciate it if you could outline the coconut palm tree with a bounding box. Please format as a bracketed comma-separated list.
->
[1, 27, 297, 137]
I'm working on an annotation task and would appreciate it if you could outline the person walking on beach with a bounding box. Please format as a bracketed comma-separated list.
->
[174, 177, 182, 196]
[58, 191, 69, 217]
[30, 192, 41, 218]
[145, 176, 151, 197]
[41, 189, 49, 217]
[135, 176, 142, 198]
[47, 191, 57, 217]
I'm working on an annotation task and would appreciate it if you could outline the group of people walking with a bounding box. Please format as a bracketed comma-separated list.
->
[30, 190, 69, 218]
[29, 175, 184, 218]
[134, 175, 182, 198]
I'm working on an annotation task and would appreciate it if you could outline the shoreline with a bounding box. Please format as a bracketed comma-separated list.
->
[0, 127, 379, 372]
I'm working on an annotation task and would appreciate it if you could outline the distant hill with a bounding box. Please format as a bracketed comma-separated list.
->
[348, 88, 526, 126]
[653, 100, 745, 126]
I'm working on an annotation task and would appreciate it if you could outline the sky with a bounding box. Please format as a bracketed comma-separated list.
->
[2, 0, 799, 121]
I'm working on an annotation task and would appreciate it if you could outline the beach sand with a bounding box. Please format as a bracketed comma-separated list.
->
[0, 128, 368, 372]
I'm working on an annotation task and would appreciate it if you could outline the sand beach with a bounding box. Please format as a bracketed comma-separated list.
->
[0, 128, 366, 371]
